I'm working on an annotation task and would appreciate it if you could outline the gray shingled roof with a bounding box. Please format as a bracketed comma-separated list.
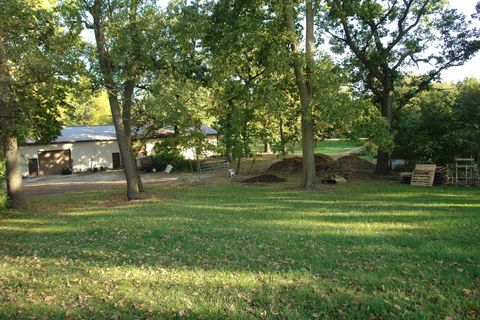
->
[152, 124, 218, 137]
[55, 125, 117, 143]
[25, 124, 218, 144]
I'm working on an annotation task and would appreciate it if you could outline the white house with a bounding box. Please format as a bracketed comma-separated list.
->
[19, 124, 218, 177]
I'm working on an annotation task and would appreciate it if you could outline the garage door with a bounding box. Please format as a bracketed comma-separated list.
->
[38, 150, 72, 176]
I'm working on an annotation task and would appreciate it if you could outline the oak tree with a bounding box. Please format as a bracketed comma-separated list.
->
[322, 0, 480, 173]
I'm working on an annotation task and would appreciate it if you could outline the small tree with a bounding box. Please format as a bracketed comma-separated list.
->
[282, 0, 317, 187]
[0, 0, 82, 209]
[79, 0, 159, 199]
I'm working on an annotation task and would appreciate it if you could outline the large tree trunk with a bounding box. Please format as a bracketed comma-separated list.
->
[123, 0, 144, 192]
[3, 135, 26, 209]
[123, 74, 144, 193]
[235, 156, 241, 175]
[283, 0, 316, 187]
[0, 100, 26, 209]
[92, 0, 140, 200]
[0, 61, 26, 209]
[225, 101, 234, 163]
[375, 85, 393, 175]
[108, 94, 141, 200]
[302, 0, 316, 187]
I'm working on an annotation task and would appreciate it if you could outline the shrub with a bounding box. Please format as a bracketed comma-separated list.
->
[151, 138, 192, 172]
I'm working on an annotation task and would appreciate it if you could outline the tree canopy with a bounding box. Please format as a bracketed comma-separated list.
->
[320, 0, 480, 173]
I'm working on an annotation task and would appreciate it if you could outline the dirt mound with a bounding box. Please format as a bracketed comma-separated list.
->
[314, 154, 335, 172]
[242, 174, 286, 184]
[267, 154, 335, 175]
[334, 155, 374, 178]
[266, 157, 303, 174]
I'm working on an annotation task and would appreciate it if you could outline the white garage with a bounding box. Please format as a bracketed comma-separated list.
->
[19, 124, 218, 177]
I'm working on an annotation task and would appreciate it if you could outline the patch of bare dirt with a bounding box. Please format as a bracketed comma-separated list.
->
[241, 174, 286, 184]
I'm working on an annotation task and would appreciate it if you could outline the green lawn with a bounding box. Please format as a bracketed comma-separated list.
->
[302, 140, 363, 156]
[252, 139, 362, 156]
[1, 181, 479, 319]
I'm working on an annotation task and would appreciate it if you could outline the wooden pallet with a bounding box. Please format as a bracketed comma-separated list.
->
[411, 164, 436, 186]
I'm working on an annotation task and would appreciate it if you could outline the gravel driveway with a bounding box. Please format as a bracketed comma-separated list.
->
[23, 171, 178, 197]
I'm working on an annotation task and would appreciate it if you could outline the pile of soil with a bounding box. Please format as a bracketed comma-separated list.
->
[334, 155, 375, 178]
[267, 154, 335, 175]
[266, 157, 303, 174]
[314, 154, 335, 172]
[242, 174, 286, 184]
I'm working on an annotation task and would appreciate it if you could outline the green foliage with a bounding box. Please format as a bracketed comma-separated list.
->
[206, 0, 294, 163]
[0, 0, 84, 143]
[310, 56, 393, 151]
[151, 138, 190, 171]
[322, 0, 480, 93]
[321, 0, 480, 171]
[1, 181, 479, 318]
[135, 1, 213, 149]
[62, 79, 112, 125]
[393, 79, 480, 164]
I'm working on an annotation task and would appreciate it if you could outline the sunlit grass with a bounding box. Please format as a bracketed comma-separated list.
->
[1, 181, 479, 319]
[251, 139, 362, 156]
[294, 139, 362, 155]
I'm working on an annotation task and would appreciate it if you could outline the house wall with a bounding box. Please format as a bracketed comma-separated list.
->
[19, 140, 120, 176]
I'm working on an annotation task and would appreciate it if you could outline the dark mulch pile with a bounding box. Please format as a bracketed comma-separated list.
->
[266, 154, 374, 179]
[314, 154, 335, 172]
[266, 157, 303, 174]
[267, 154, 335, 175]
[334, 155, 375, 178]
[242, 174, 286, 184]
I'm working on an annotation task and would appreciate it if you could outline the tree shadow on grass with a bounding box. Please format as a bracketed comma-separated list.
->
[1, 184, 478, 271]
[0, 182, 479, 319]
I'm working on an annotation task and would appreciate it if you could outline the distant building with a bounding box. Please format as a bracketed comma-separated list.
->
[19, 124, 218, 177]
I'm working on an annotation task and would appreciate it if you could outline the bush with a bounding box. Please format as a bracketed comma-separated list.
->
[151, 138, 193, 172]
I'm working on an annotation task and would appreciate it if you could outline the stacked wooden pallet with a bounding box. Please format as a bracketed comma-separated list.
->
[433, 166, 448, 185]
[401, 165, 448, 186]
[410, 164, 436, 186]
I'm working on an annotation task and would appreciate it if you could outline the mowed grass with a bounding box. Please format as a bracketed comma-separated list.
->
[251, 139, 362, 156]
[0, 181, 479, 319]
[302, 140, 362, 156]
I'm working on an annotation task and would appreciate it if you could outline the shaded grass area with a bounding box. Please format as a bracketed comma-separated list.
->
[1, 181, 479, 319]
